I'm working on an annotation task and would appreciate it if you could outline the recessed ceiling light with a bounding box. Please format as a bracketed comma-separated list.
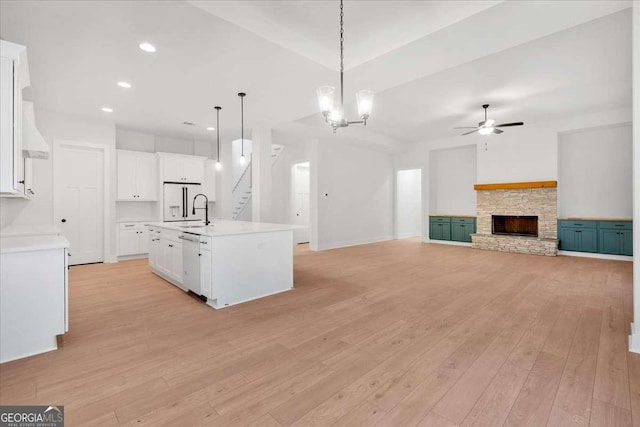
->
[139, 42, 156, 53]
[117, 81, 132, 89]
[206, 127, 215, 131]
[101, 107, 113, 113]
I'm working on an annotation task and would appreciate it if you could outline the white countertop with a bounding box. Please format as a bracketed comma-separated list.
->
[147, 220, 298, 237]
[116, 218, 161, 224]
[1, 234, 70, 254]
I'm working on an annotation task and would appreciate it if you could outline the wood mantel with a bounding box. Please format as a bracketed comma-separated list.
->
[473, 181, 557, 191]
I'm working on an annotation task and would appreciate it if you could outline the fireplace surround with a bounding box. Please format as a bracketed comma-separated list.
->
[471, 181, 558, 256]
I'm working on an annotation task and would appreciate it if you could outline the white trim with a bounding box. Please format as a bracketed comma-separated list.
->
[557, 250, 632, 262]
[316, 235, 394, 251]
[53, 140, 110, 264]
[397, 232, 421, 239]
[423, 239, 473, 248]
[630, 323, 640, 354]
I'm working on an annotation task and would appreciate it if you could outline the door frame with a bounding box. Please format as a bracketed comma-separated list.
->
[394, 167, 423, 240]
[52, 139, 110, 264]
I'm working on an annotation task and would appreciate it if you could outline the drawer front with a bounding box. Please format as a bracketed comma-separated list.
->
[598, 221, 632, 230]
[451, 217, 475, 224]
[430, 216, 451, 224]
[119, 222, 142, 230]
[558, 220, 597, 229]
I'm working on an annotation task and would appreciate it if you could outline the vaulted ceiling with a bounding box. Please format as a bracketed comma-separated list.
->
[0, 0, 632, 152]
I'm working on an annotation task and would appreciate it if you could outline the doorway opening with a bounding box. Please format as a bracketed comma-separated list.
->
[54, 141, 107, 265]
[291, 162, 310, 244]
[396, 169, 422, 239]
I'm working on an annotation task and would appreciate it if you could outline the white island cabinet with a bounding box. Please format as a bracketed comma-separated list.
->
[147, 220, 295, 309]
[0, 235, 69, 363]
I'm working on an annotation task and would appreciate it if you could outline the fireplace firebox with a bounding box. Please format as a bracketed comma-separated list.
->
[492, 215, 538, 237]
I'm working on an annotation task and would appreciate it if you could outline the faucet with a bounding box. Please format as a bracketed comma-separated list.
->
[192, 193, 210, 225]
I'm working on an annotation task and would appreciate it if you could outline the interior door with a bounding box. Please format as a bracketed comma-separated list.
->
[292, 163, 310, 244]
[54, 143, 104, 265]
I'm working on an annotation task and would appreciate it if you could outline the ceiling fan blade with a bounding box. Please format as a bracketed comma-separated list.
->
[495, 122, 524, 127]
[461, 129, 478, 136]
[454, 127, 477, 129]
[493, 128, 504, 134]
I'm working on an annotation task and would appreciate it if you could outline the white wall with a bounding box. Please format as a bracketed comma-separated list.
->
[396, 169, 422, 238]
[558, 124, 632, 218]
[271, 142, 310, 225]
[316, 139, 394, 250]
[1, 109, 118, 261]
[429, 145, 477, 215]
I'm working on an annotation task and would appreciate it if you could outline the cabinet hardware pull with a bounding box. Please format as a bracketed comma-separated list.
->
[169, 244, 173, 247]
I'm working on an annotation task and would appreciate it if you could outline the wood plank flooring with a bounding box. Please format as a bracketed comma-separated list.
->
[0, 238, 637, 426]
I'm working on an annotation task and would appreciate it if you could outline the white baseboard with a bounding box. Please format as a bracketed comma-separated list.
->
[396, 232, 421, 239]
[630, 323, 640, 354]
[558, 250, 632, 262]
[422, 239, 472, 248]
[317, 235, 394, 251]
[117, 254, 149, 262]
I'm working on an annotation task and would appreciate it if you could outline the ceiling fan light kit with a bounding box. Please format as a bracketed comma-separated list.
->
[317, 0, 373, 132]
[456, 104, 524, 136]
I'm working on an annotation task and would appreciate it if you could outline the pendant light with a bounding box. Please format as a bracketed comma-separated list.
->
[214, 106, 222, 170]
[317, 0, 373, 132]
[238, 92, 247, 166]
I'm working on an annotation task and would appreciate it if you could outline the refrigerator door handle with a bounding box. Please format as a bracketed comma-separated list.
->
[182, 187, 187, 218]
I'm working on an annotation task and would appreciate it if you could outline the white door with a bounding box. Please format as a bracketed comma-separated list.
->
[292, 162, 310, 244]
[119, 229, 140, 256]
[163, 157, 184, 182]
[54, 142, 104, 265]
[183, 158, 204, 183]
[396, 169, 422, 239]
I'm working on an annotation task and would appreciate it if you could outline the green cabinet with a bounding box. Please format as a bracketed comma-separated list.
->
[429, 216, 476, 242]
[558, 219, 632, 256]
[558, 220, 598, 253]
[598, 221, 632, 256]
[429, 217, 451, 241]
[451, 217, 476, 243]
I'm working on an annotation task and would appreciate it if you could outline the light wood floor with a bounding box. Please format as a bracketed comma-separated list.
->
[1, 239, 637, 426]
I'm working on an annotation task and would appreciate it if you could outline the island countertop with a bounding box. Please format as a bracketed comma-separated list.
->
[146, 220, 297, 237]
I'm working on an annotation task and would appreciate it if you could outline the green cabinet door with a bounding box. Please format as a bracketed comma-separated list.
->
[559, 227, 579, 251]
[430, 222, 451, 241]
[451, 223, 473, 242]
[578, 228, 598, 253]
[599, 229, 620, 255]
[620, 230, 633, 256]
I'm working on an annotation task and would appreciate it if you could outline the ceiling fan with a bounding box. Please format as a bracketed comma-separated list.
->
[455, 104, 524, 136]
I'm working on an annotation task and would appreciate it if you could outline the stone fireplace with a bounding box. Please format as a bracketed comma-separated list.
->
[471, 181, 558, 256]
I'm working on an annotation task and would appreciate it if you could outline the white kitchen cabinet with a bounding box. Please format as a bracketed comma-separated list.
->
[117, 150, 158, 201]
[0, 41, 26, 197]
[118, 222, 150, 256]
[153, 233, 183, 286]
[200, 244, 212, 299]
[158, 153, 205, 184]
[1, 235, 69, 363]
[203, 160, 217, 202]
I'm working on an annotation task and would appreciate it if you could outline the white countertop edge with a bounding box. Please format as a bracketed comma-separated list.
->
[1, 235, 70, 254]
[116, 219, 162, 224]
[146, 220, 299, 237]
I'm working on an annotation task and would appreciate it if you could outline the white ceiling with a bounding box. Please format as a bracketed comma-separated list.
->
[0, 0, 633, 152]
[188, 0, 502, 70]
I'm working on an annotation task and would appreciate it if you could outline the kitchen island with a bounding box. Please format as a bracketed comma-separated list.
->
[146, 220, 296, 309]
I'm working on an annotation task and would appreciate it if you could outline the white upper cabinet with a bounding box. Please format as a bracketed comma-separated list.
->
[158, 153, 206, 184]
[116, 150, 158, 201]
[0, 41, 27, 197]
[203, 160, 217, 202]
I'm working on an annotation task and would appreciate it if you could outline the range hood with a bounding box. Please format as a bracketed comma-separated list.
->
[22, 102, 49, 159]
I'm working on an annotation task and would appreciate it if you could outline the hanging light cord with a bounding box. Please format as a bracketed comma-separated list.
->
[215, 107, 220, 162]
[339, 0, 344, 109]
[240, 95, 244, 156]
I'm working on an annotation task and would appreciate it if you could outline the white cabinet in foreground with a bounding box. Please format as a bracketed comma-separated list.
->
[0, 235, 69, 363]
[147, 221, 295, 308]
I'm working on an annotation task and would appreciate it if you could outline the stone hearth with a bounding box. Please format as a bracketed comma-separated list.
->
[471, 183, 558, 256]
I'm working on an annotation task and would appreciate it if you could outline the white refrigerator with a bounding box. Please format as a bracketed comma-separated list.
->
[163, 183, 204, 222]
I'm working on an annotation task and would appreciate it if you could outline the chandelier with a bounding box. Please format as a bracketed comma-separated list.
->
[316, 0, 373, 132]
